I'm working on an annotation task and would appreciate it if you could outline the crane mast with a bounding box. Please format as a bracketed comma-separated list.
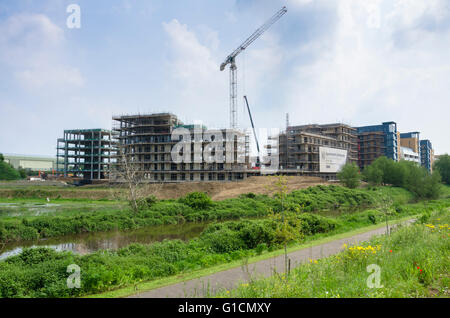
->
[220, 6, 287, 129]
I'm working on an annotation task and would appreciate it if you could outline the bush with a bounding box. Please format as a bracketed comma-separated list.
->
[180, 192, 213, 210]
[434, 154, 450, 185]
[200, 228, 246, 253]
[337, 163, 361, 189]
[0, 161, 21, 180]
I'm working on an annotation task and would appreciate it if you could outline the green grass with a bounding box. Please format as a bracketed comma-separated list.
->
[216, 210, 450, 298]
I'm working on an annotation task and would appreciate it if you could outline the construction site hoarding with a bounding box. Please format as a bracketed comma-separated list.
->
[319, 146, 348, 173]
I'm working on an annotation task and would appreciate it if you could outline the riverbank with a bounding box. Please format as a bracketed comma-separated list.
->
[0, 184, 387, 243]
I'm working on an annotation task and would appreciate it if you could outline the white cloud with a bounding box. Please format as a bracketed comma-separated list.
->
[162, 19, 228, 127]
[283, 0, 450, 154]
[0, 13, 84, 90]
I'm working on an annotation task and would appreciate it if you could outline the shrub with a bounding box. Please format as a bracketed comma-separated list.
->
[433, 154, 450, 185]
[180, 192, 213, 210]
[200, 228, 246, 253]
[337, 163, 361, 189]
[0, 161, 21, 180]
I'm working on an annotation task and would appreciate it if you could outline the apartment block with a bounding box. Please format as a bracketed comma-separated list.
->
[399, 132, 421, 164]
[111, 113, 253, 182]
[420, 139, 434, 172]
[356, 121, 399, 170]
[400, 132, 420, 153]
[274, 123, 355, 179]
[56, 129, 117, 180]
[400, 146, 420, 164]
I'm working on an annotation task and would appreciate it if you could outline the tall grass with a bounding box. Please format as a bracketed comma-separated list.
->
[216, 210, 450, 298]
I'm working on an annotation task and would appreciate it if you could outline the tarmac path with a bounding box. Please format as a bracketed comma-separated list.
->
[129, 219, 413, 298]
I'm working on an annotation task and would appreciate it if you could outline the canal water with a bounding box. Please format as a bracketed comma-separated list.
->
[0, 222, 209, 261]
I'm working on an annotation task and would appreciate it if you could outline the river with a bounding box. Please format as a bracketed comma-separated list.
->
[0, 222, 209, 261]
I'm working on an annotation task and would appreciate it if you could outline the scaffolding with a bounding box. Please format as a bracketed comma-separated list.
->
[111, 113, 253, 183]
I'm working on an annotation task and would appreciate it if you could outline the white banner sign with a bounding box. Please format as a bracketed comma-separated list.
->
[319, 147, 348, 173]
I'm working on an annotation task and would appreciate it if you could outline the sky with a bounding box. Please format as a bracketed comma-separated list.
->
[0, 0, 449, 157]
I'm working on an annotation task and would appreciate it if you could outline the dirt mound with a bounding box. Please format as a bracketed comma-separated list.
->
[142, 176, 328, 200]
[0, 176, 328, 201]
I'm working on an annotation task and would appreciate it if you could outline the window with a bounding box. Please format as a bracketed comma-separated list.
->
[171, 174, 177, 181]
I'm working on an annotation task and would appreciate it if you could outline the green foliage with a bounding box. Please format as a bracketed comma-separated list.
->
[219, 211, 450, 298]
[337, 163, 361, 189]
[0, 185, 382, 243]
[363, 157, 442, 199]
[179, 192, 213, 210]
[133, 195, 158, 210]
[363, 164, 383, 186]
[18, 168, 27, 179]
[434, 154, 450, 185]
[1, 198, 448, 298]
[0, 161, 21, 181]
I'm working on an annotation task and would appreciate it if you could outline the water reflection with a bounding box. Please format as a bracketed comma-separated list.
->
[0, 222, 208, 261]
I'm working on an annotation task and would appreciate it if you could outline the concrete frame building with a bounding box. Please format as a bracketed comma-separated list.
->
[56, 129, 117, 180]
[111, 113, 253, 182]
[274, 123, 356, 179]
[356, 121, 399, 170]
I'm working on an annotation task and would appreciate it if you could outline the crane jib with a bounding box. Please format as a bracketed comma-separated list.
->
[219, 6, 287, 70]
[220, 6, 287, 129]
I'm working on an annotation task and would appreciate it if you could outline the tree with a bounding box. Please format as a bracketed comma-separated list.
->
[378, 194, 393, 236]
[434, 154, 450, 185]
[111, 147, 162, 213]
[0, 160, 21, 180]
[0, 153, 4, 162]
[337, 163, 361, 189]
[363, 164, 383, 186]
[267, 175, 303, 277]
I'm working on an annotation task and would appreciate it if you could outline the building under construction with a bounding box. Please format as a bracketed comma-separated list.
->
[56, 129, 117, 180]
[111, 113, 254, 182]
[270, 123, 357, 179]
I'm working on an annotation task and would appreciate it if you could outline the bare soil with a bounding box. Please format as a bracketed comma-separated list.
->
[144, 176, 328, 200]
[0, 176, 329, 201]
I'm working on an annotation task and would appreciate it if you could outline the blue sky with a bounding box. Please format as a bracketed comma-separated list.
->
[0, 0, 449, 157]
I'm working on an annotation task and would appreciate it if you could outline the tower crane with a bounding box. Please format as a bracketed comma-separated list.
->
[220, 6, 287, 129]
